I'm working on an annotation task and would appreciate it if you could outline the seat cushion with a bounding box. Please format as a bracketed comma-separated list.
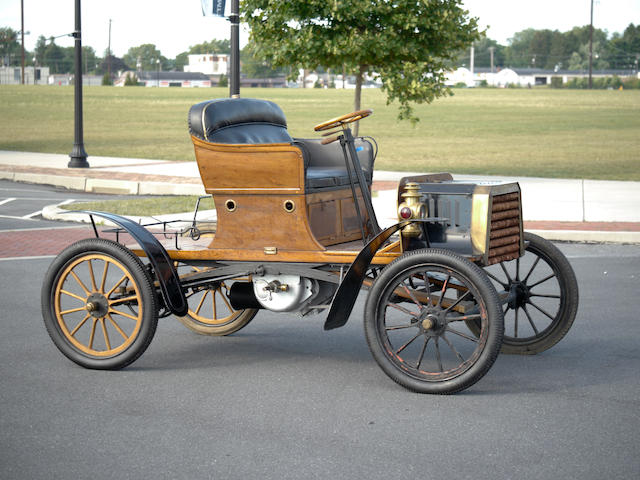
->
[189, 98, 292, 144]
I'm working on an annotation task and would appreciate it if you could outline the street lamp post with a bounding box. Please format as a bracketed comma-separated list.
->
[68, 0, 89, 168]
[229, 0, 240, 97]
[156, 58, 160, 87]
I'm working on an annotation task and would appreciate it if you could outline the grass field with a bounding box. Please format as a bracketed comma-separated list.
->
[1, 85, 639, 180]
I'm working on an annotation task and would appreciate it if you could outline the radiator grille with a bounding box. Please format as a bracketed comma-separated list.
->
[488, 192, 521, 265]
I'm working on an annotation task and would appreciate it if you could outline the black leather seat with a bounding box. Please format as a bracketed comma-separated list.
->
[188, 98, 375, 193]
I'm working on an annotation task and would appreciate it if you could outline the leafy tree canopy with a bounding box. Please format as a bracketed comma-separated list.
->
[123, 44, 168, 71]
[241, 0, 480, 124]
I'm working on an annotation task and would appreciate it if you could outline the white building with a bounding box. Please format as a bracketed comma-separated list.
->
[184, 54, 229, 75]
[0, 66, 49, 85]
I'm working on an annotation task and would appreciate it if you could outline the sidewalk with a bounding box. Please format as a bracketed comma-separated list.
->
[1, 150, 639, 243]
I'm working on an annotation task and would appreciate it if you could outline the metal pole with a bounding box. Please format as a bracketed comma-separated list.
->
[588, 0, 593, 89]
[229, 0, 240, 97]
[68, 0, 89, 168]
[20, 0, 25, 84]
[108, 19, 112, 83]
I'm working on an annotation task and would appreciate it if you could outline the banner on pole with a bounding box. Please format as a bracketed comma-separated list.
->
[201, 0, 226, 17]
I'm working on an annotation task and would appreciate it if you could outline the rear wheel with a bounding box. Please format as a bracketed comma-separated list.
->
[178, 267, 258, 336]
[41, 238, 158, 369]
[364, 249, 503, 394]
[481, 232, 578, 354]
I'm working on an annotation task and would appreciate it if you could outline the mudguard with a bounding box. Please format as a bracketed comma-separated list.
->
[324, 220, 414, 330]
[79, 211, 188, 317]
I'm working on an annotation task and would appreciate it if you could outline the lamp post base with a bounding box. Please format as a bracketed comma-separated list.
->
[68, 144, 89, 168]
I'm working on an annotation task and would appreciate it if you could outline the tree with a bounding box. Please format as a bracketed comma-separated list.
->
[241, 0, 480, 130]
[123, 44, 167, 71]
[0, 27, 20, 66]
[240, 41, 287, 78]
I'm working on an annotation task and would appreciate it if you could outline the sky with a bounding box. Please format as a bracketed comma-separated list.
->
[1, 0, 639, 59]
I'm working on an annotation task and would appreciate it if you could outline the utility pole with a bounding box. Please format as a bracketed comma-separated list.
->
[20, 0, 25, 84]
[588, 0, 594, 89]
[107, 19, 112, 83]
[229, 0, 240, 97]
[68, 0, 89, 168]
[489, 46, 495, 73]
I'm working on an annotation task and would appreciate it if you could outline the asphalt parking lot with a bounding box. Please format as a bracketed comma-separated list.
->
[1, 181, 639, 479]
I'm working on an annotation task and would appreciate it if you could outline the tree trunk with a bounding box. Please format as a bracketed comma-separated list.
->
[353, 64, 366, 136]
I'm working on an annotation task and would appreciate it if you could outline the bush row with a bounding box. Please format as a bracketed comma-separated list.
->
[550, 75, 640, 89]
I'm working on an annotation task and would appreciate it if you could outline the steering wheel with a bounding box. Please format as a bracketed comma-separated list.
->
[314, 109, 373, 132]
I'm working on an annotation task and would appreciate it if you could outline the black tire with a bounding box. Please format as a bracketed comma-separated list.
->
[364, 249, 504, 394]
[481, 232, 578, 354]
[41, 238, 158, 369]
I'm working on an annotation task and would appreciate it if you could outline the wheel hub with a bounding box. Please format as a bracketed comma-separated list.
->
[419, 311, 446, 336]
[86, 293, 108, 318]
[508, 282, 530, 309]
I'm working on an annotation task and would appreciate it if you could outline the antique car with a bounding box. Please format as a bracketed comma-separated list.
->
[41, 98, 579, 394]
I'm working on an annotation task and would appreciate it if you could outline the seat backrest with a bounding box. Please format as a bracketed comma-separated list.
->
[188, 98, 293, 144]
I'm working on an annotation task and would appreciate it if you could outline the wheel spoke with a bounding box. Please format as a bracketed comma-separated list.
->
[528, 273, 556, 289]
[88, 318, 98, 349]
[446, 327, 479, 343]
[387, 302, 419, 319]
[401, 282, 423, 310]
[514, 308, 519, 338]
[523, 306, 540, 335]
[108, 307, 139, 321]
[530, 293, 561, 299]
[87, 259, 98, 292]
[485, 270, 509, 289]
[528, 300, 557, 321]
[194, 290, 208, 315]
[70, 314, 91, 337]
[416, 337, 430, 370]
[60, 289, 86, 302]
[99, 261, 109, 293]
[422, 271, 432, 302]
[219, 286, 234, 312]
[523, 256, 541, 283]
[499, 262, 513, 284]
[385, 323, 418, 331]
[70, 270, 91, 296]
[212, 288, 218, 320]
[100, 318, 111, 350]
[445, 313, 482, 324]
[515, 257, 521, 281]
[110, 295, 138, 306]
[105, 274, 128, 298]
[444, 290, 471, 314]
[434, 337, 443, 372]
[436, 274, 450, 308]
[107, 314, 128, 340]
[442, 334, 465, 363]
[395, 331, 422, 355]
[60, 306, 89, 315]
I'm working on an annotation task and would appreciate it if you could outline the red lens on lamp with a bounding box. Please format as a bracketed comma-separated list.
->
[399, 207, 412, 219]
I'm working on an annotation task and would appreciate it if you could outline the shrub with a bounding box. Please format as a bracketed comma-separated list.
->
[550, 76, 563, 88]
[101, 73, 113, 86]
[124, 73, 139, 86]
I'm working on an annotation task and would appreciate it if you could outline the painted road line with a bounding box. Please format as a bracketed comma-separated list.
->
[22, 210, 43, 219]
[0, 197, 17, 206]
[0, 255, 56, 262]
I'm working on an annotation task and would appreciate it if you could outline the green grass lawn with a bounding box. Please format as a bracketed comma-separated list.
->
[1, 85, 639, 180]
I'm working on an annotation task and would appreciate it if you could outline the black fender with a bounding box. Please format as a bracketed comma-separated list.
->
[324, 220, 415, 330]
[79, 211, 188, 317]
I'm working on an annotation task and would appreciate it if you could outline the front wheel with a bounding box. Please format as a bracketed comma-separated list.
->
[41, 238, 158, 369]
[364, 249, 503, 394]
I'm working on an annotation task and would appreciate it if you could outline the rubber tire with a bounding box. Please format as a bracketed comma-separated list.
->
[364, 248, 504, 394]
[41, 238, 158, 370]
[496, 232, 578, 355]
[178, 308, 258, 336]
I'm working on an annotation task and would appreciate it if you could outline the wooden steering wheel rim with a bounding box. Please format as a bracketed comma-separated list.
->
[314, 109, 373, 132]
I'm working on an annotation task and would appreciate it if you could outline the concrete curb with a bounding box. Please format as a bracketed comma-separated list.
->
[527, 229, 640, 244]
[1, 169, 205, 196]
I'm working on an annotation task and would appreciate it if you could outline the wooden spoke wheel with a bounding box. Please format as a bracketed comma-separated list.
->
[364, 249, 503, 394]
[313, 109, 373, 132]
[178, 267, 258, 336]
[41, 239, 158, 370]
[477, 232, 579, 354]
